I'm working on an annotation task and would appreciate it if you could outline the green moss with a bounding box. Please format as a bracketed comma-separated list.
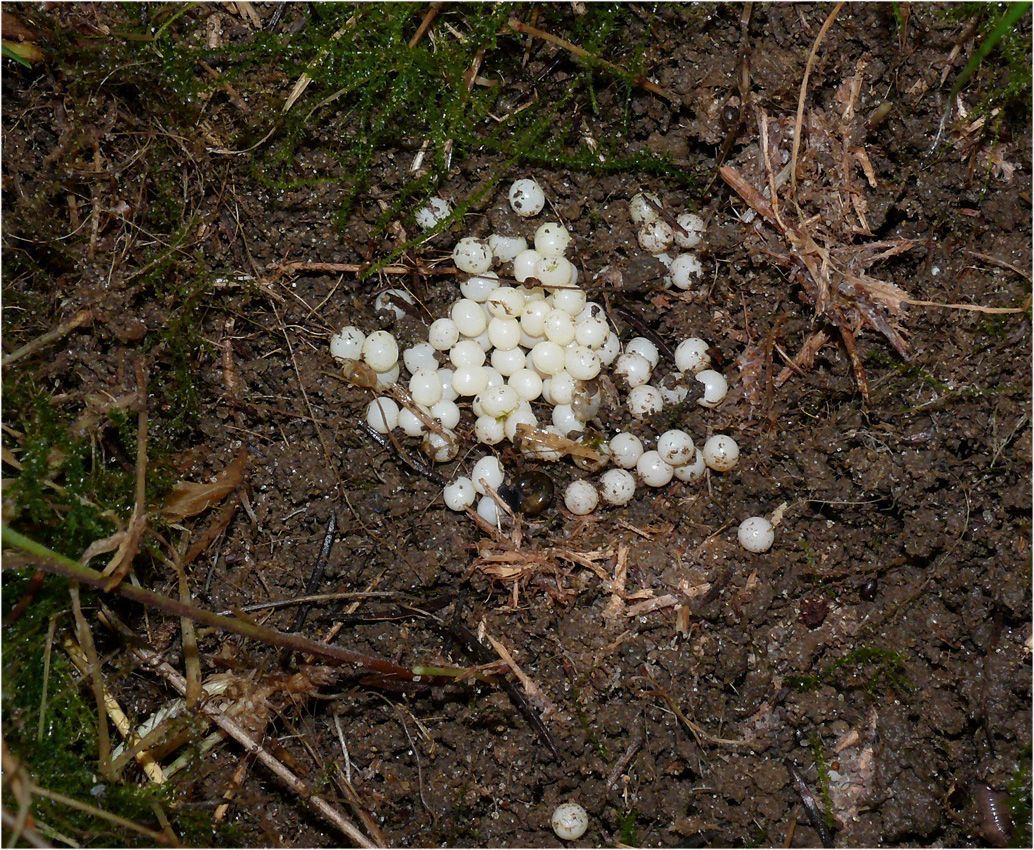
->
[1007, 750, 1032, 849]
[786, 645, 913, 698]
[808, 733, 836, 830]
[618, 809, 639, 846]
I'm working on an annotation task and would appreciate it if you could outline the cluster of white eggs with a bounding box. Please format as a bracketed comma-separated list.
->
[331, 178, 772, 552]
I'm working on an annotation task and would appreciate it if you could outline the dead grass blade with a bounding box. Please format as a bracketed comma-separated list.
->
[162, 448, 247, 522]
[1, 308, 93, 368]
[68, 583, 113, 780]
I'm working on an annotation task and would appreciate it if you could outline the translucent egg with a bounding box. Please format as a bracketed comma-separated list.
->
[330, 326, 365, 362]
[508, 178, 545, 217]
[598, 332, 622, 366]
[374, 288, 414, 320]
[427, 319, 459, 352]
[451, 298, 488, 337]
[397, 407, 426, 437]
[488, 233, 528, 263]
[460, 271, 499, 303]
[609, 432, 644, 469]
[551, 403, 585, 437]
[565, 345, 601, 381]
[636, 450, 674, 487]
[472, 329, 493, 352]
[535, 256, 574, 288]
[409, 368, 443, 406]
[695, 369, 728, 408]
[443, 476, 475, 511]
[476, 494, 500, 525]
[362, 330, 399, 372]
[534, 222, 571, 258]
[544, 370, 576, 404]
[614, 352, 652, 388]
[702, 435, 739, 471]
[520, 300, 552, 337]
[452, 237, 492, 274]
[449, 339, 486, 369]
[483, 366, 504, 389]
[437, 368, 458, 401]
[673, 448, 706, 482]
[738, 516, 774, 553]
[530, 341, 566, 375]
[488, 317, 522, 351]
[552, 287, 587, 317]
[513, 248, 543, 283]
[471, 456, 505, 495]
[451, 365, 488, 397]
[365, 397, 399, 433]
[625, 337, 660, 369]
[629, 191, 662, 226]
[627, 385, 663, 419]
[491, 346, 526, 377]
[475, 415, 505, 445]
[564, 479, 599, 516]
[401, 344, 437, 376]
[674, 337, 710, 374]
[508, 368, 543, 401]
[430, 399, 461, 430]
[479, 385, 519, 419]
[599, 468, 636, 506]
[638, 219, 674, 255]
[415, 196, 452, 230]
[543, 310, 576, 345]
[657, 429, 695, 467]
[375, 363, 400, 388]
[669, 253, 703, 290]
[674, 211, 705, 249]
[574, 316, 609, 349]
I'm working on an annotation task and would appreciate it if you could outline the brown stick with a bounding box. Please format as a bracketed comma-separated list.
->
[408, 2, 443, 48]
[506, 16, 681, 106]
[269, 260, 457, 283]
[2, 308, 93, 368]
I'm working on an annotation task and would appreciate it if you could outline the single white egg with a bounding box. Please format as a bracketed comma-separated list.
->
[738, 516, 774, 553]
[552, 287, 587, 317]
[674, 211, 705, 249]
[702, 434, 739, 471]
[471, 456, 505, 495]
[486, 286, 525, 319]
[452, 365, 488, 397]
[508, 368, 543, 401]
[565, 345, 601, 381]
[657, 429, 695, 467]
[613, 352, 652, 388]
[451, 298, 488, 337]
[627, 385, 664, 419]
[629, 191, 662, 226]
[545, 370, 576, 404]
[491, 346, 526, 376]
[398, 407, 426, 437]
[551, 403, 585, 437]
[509, 178, 545, 217]
[599, 469, 636, 506]
[625, 337, 660, 369]
[674, 338, 710, 373]
[535, 256, 574, 288]
[609, 432, 644, 469]
[460, 271, 500, 303]
[504, 405, 538, 441]
[477, 494, 500, 525]
[365, 397, 400, 433]
[479, 385, 519, 419]
[669, 253, 704, 290]
[638, 219, 674, 254]
[423, 428, 458, 463]
[534, 222, 571, 258]
[443, 476, 475, 511]
[598, 332, 622, 366]
[574, 316, 609, 349]
[415, 196, 452, 230]
[483, 366, 504, 389]
[330, 326, 366, 362]
[374, 288, 415, 320]
[452, 237, 492, 274]
[673, 448, 706, 482]
[696, 369, 728, 408]
[403, 345, 438, 380]
[449, 339, 486, 368]
[488, 233, 528, 263]
[488, 317, 522, 351]
[410, 368, 443, 407]
[472, 329, 493, 352]
[566, 262, 580, 288]
[543, 310, 576, 345]
[551, 802, 589, 841]
[513, 248, 543, 283]
[427, 319, 460, 352]
[475, 415, 505, 445]
[657, 373, 689, 404]
[437, 368, 458, 401]
[636, 450, 674, 487]
[430, 399, 461, 430]
[521, 299, 552, 338]
[375, 362, 400, 388]
[362, 331, 399, 373]
[531, 341, 566, 375]
[564, 481, 599, 516]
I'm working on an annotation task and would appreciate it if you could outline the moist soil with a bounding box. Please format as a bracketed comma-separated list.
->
[2, 3, 1031, 848]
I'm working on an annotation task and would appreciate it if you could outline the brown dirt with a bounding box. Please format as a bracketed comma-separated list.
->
[3, 3, 1030, 848]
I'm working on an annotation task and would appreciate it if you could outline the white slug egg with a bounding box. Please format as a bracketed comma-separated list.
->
[443, 476, 475, 511]
[427, 318, 460, 352]
[449, 339, 486, 369]
[365, 397, 399, 433]
[475, 415, 505, 445]
[453, 237, 492, 274]
[479, 385, 519, 419]
[374, 288, 415, 320]
[551, 403, 585, 437]
[513, 248, 544, 283]
[566, 262, 580, 288]
[460, 271, 499, 303]
[451, 298, 488, 338]
[362, 330, 399, 372]
[627, 385, 664, 419]
[521, 299, 552, 338]
[409, 369, 443, 407]
[613, 352, 652, 388]
[673, 448, 706, 482]
[657, 429, 695, 467]
[629, 191, 662, 226]
[509, 178, 545, 217]
[437, 368, 458, 401]
[483, 366, 504, 389]
[488, 233, 528, 263]
[636, 450, 674, 487]
[486, 286, 525, 319]
[534, 222, 572, 258]
[657, 372, 689, 404]
[375, 363, 400, 388]
[508, 368, 543, 402]
[545, 370, 576, 405]
[471, 456, 505, 495]
[488, 317, 522, 351]
[472, 329, 493, 352]
[543, 310, 576, 345]
[451, 365, 488, 397]
[738, 516, 774, 553]
[609, 432, 644, 469]
[674, 211, 705, 249]
[702, 434, 739, 471]
[564, 480, 599, 516]
[599, 468, 636, 506]
[491, 346, 526, 377]
[565, 345, 601, 381]
[625, 337, 660, 369]
[530, 341, 566, 375]
[696, 369, 729, 408]
[669, 253, 703, 290]
[423, 428, 458, 463]
[552, 287, 587, 317]
[476, 494, 500, 525]
[535, 256, 574, 288]
[403, 342, 439, 374]
[430, 399, 461, 430]
[638, 219, 674, 254]
[504, 405, 538, 441]
[574, 316, 609, 349]
[415, 196, 452, 230]
[598, 332, 622, 366]
[330, 326, 366, 362]
[397, 407, 426, 437]
[674, 337, 710, 374]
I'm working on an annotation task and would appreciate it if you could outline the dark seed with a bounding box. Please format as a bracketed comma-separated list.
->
[860, 579, 878, 601]
[721, 102, 740, 128]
